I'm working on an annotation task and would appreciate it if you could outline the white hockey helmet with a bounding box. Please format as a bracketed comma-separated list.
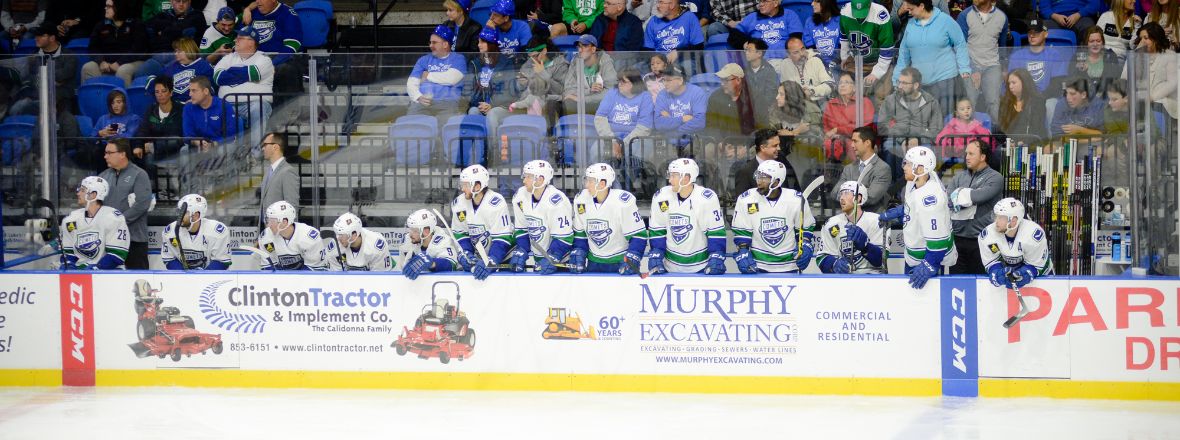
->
[405, 209, 437, 230]
[78, 176, 109, 202]
[178, 194, 208, 219]
[585, 162, 616, 189]
[837, 181, 867, 205]
[265, 200, 297, 226]
[334, 212, 363, 238]
[522, 160, 554, 184]
[753, 160, 788, 190]
[994, 197, 1025, 226]
[460, 164, 490, 191]
[667, 158, 699, 183]
[904, 146, 937, 177]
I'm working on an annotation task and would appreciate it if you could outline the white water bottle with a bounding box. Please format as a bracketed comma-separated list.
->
[1123, 232, 1132, 263]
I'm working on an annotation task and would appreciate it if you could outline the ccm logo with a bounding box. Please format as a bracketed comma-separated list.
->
[950, 287, 968, 373]
[68, 282, 85, 364]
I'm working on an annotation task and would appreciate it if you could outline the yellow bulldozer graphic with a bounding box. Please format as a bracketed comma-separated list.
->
[542, 307, 597, 340]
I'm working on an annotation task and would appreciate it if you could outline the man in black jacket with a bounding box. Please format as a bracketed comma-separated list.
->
[137, 0, 208, 79]
[732, 128, 800, 200]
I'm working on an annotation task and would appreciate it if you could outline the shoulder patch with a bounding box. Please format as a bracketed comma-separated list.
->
[619, 192, 631, 202]
[113, 210, 124, 216]
[457, 211, 467, 222]
[550, 193, 562, 205]
[923, 195, 937, 207]
[988, 243, 999, 254]
[658, 200, 669, 212]
[702, 189, 714, 199]
[432, 235, 444, 244]
[308, 229, 319, 239]
[829, 225, 840, 237]
[489, 195, 502, 206]
[577, 203, 586, 215]
[264, 242, 275, 253]
[375, 239, 386, 250]
[517, 201, 524, 211]
[747, 203, 759, 214]
[878, 9, 888, 21]
[163, 224, 172, 234]
[215, 223, 226, 234]
[979, 228, 988, 239]
[1033, 228, 1043, 241]
[66, 222, 76, 232]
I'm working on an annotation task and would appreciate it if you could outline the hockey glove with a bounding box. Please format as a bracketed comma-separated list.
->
[403, 252, 430, 280]
[471, 258, 492, 280]
[845, 224, 869, 250]
[1008, 264, 1037, 288]
[646, 249, 667, 275]
[508, 247, 529, 273]
[734, 247, 758, 274]
[536, 254, 558, 275]
[456, 251, 478, 271]
[987, 264, 1007, 287]
[568, 248, 587, 273]
[620, 250, 642, 275]
[795, 232, 814, 271]
[908, 260, 937, 289]
[703, 252, 726, 275]
[879, 205, 904, 227]
[832, 257, 851, 274]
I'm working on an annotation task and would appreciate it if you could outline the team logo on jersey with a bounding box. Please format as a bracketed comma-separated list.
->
[264, 243, 275, 253]
[457, 210, 467, 222]
[550, 193, 562, 205]
[182, 250, 207, 267]
[829, 225, 840, 238]
[747, 203, 759, 214]
[470, 226, 489, 248]
[923, 195, 937, 206]
[526, 215, 547, 243]
[1033, 229, 1043, 241]
[577, 203, 586, 214]
[277, 254, 304, 270]
[76, 231, 102, 259]
[587, 219, 612, 248]
[170, 237, 181, 248]
[759, 217, 787, 247]
[988, 243, 999, 254]
[668, 214, 694, 245]
[517, 201, 524, 211]
[658, 201, 669, 212]
[66, 221, 76, 232]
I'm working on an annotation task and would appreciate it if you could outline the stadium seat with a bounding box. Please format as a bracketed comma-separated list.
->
[705, 33, 730, 51]
[77, 83, 122, 121]
[498, 115, 549, 166]
[0, 122, 35, 166]
[14, 37, 36, 55]
[552, 35, 580, 57]
[443, 114, 487, 166]
[781, 0, 812, 24]
[395, 114, 440, 130]
[1010, 31, 1024, 47]
[65, 37, 89, 53]
[689, 72, 721, 93]
[1045, 29, 1076, 47]
[470, 0, 496, 29]
[554, 114, 597, 166]
[76, 115, 95, 137]
[943, 112, 993, 131]
[294, 0, 335, 49]
[3, 115, 36, 125]
[389, 120, 438, 166]
[127, 76, 153, 117]
[83, 76, 126, 89]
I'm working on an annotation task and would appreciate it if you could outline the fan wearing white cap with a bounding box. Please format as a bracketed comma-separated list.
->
[161, 194, 232, 270]
[979, 198, 1052, 288]
[732, 160, 816, 273]
[400, 209, 461, 279]
[258, 200, 328, 270]
[648, 158, 727, 274]
[880, 146, 957, 288]
[326, 212, 393, 272]
[571, 163, 649, 274]
[451, 164, 514, 269]
[510, 160, 575, 274]
[816, 181, 884, 274]
[61, 176, 131, 270]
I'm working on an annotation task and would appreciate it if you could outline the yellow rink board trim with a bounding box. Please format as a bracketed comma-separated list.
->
[0, 370, 63, 387]
[94, 370, 939, 396]
[980, 379, 1180, 401]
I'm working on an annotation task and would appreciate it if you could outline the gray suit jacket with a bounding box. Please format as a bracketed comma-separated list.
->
[830, 154, 893, 214]
[259, 158, 300, 224]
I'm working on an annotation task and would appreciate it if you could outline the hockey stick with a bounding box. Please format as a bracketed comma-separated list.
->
[527, 240, 573, 270]
[174, 202, 191, 270]
[238, 245, 276, 272]
[31, 198, 63, 271]
[797, 176, 824, 267]
[432, 208, 492, 266]
[1002, 275, 1030, 328]
[321, 229, 347, 272]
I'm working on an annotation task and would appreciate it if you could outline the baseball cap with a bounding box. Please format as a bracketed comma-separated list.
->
[31, 26, 55, 37]
[216, 6, 236, 22]
[714, 63, 745, 79]
[664, 65, 687, 78]
[576, 34, 598, 47]
[1028, 19, 1047, 33]
[237, 25, 260, 41]
[851, 0, 870, 20]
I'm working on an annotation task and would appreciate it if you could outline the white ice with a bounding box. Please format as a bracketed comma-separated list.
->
[1, 387, 1178, 439]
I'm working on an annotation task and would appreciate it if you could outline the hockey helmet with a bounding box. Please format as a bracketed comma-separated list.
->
[265, 201, 297, 226]
[667, 158, 699, 184]
[584, 162, 616, 189]
[837, 181, 867, 205]
[522, 160, 554, 185]
[753, 160, 787, 190]
[178, 194, 208, 219]
[904, 146, 937, 177]
[994, 197, 1025, 228]
[460, 164, 490, 191]
[333, 212, 363, 241]
[406, 209, 437, 230]
[78, 176, 109, 202]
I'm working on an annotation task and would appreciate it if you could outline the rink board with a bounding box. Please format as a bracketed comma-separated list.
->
[0, 272, 1177, 399]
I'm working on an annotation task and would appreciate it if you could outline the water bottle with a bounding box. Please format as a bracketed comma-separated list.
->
[1123, 232, 1132, 263]
[1111, 232, 1122, 262]
[1110, 204, 1125, 227]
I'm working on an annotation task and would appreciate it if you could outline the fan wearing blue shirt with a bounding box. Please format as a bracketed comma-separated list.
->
[408, 25, 470, 122]
[653, 66, 709, 144]
[803, 0, 841, 74]
[644, 0, 706, 53]
[488, 0, 533, 54]
[732, 0, 803, 59]
[1007, 19, 1072, 93]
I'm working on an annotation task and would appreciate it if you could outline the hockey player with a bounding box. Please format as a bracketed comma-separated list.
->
[326, 212, 393, 272]
[257, 200, 328, 270]
[570, 163, 648, 274]
[879, 146, 957, 288]
[816, 181, 884, 274]
[648, 158, 726, 274]
[400, 209, 461, 280]
[510, 160, 574, 274]
[61, 176, 130, 270]
[451, 164, 509, 280]
[732, 160, 816, 274]
[980, 198, 1053, 288]
[161, 194, 232, 270]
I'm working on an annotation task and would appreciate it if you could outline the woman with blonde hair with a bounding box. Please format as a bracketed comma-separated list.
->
[161, 37, 214, 103]
[443, 0, 481, 53]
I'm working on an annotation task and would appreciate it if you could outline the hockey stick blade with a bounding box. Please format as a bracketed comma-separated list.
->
[624, 256, 648, 279]
[174, 202, 191, 270]
[1002, 288, 1030, 328]
[801, 175, 825, 200]
[432, 208, 493, 276]
[238, 245, 277, 272]
[321, 229, 347, 272]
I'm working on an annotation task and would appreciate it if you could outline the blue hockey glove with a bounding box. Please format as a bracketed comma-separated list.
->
[568, 248, 587, 273]
[832, 257, 851, 274]
[845, 224, 869, 250]
[508, 247, 529, 273]
[646, 249, 667, 275]
[403, 252, 430, 280]
[1008, 264, 1037, 288]
[796, 233, 814, 271]
[735, 247, 757, 274]
[703, 252, 726, 275]
[471, 258, 491, 280]
[536, 254, 558, 275]
[619, 250, 642, 275]
[879, 205, 904, 227]
[908, 260, 937, 289]
[456, 251, 478, 271]
[987, 264, 1006, 287]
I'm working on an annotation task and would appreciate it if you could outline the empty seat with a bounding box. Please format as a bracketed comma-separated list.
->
[82, 76, 126, 89]
[389, 121, 437, 166]
[705, 33, 730, 51]
[442, 114, 487, 166]
[294, 0, 335, 49]
[1045, 29, 1077, 47]
[498, 114, 549, 166]
[75, 115, 95, 137]
[780, 0, 811, 25]
[77, 83, 122, 121]
[395, 114, 440, 131]
[0, 122, 36, 166]
[127, 76, 154, 117]
[469, 0, 496, 30]
[554, 114, 598, 166]
[552, 35, 580, 57]
[689, 73, 721, 93]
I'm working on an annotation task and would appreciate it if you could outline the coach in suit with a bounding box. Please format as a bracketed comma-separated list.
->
[732, 129, 800, 200]
[829, 125, 892, 213]
[258, 132, 299, 227]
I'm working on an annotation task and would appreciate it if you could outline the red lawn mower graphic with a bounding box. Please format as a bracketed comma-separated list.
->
[128, 279, 223, 362]
[393, 281, 475, 364]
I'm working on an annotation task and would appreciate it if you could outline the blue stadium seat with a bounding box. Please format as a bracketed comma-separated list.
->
[1045, 29, 1076, 47]
[65, 37, 89, 53]
[77, 83, 122, 121]
[395, 114, 439, 131]
[1010, 31, 1024, 47]
[294, 0, 335, 49]
[781, 0, 812, 25]
[705, 33, 729, 51]
[76, 115, 95, 137]
[14, 37, 36, 55]
[83, 76, 126, 89]
[554, 114, 596, 166]
[0, 122, 35, 166]
[689, 72, 721, 93]
[443, 114, 487, 166]
[127, 76, 153, 117]
[498, 115, 549, 166]
[470, 0, 496, 29]
[3, 115, 36, 125]
[943, 112, 993, 131]
[389, 121, 437, 166]
[552, 35, 580, 57]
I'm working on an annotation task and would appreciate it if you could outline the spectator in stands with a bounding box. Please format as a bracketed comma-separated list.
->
[407, 24, 468, 126]
[241, 0, 302, 98]
[628, 0, 654, 21]
[554, 0, 603, 37]
[728, 0, 803, 59]
[1102, 79, 1129, 134]
[82, 0, 148, 87]
[2, 0, 47, 53]
[946, 138, 1002, 274]
[644, 0, 705, 63]
[443, 0, 481, 54]
[517, 36, 567, 119]
[732, 128, 800, 198]
[137, 0, 208, 79]
[1008, 19, 1071, 93]
[1073, 26, 1123, 99]
[996, 68, 1048, 141]
[46, 0, 103, 42]
[199, 7, 237, 65]
[829, 125, 892, 213]
[214, 25, 273, 147]
[643, 53, 667, 101]
[562, 34, 617, 114]
[1134, 22, 1178, 120]
[935, 97, 992, 155]
[706, 63, 761, 144]
[839, 0, 896, 101]
[467, 27, 518, 146]
[822, 72, 875, 161]
[879, 67, 943, 150]
[893, 0, 971, 120]
[804, 0, 841, 75]
[769, 80, 821, 150]
[956, 0, 1007, 118]
[591, 0, 644, 54]
[162, 37, 214, 103]
[1040, 0, 1101, 42]
[515, 0, 562, 28]
[136, 75, 185, 162]
[183, 75, 238, 150]
[742, 38, 777, 114]
[7, 26, 74, 116]
[595, 67, 653, 158]
[487, 0, 531, 54]
[774, 35, 833, 104]
[1050, 77, 1104, 139]
[99, 138, 152, 269]
[1146, 0, 1179, 50]
[141, 0, 208, 21]
[653, 65, 708, 141]
[995, 0, 1029, 34]
[1098, 0, 1141, 62]
[703, 0, 756, 37]
[95, 89, 142, 140]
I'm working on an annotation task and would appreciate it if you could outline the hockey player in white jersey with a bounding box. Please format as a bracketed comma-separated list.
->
[648, 158, 726, 274]
[732, 160, 816, 273]
[509, 160, 574, 274]
[257, 200, 328, 270]
[450, 164, 508, 280]
[878, 146, 958, 288]
[570, 163, 648, 274]
[325, 212, 393, 272]
[979, 198, 1053, 288]
[816, 181, 884, 274]
[161, 194, 232, 270]
[400, 209, 462, 280]
[61, 176, 130, 270]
